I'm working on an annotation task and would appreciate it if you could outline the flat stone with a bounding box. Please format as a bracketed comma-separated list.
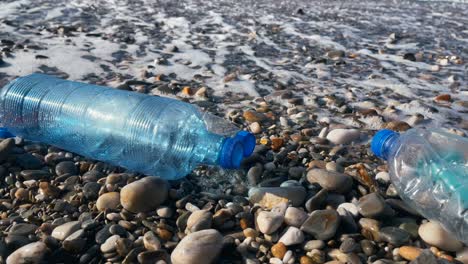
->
[301, 209, 339, 240]
[305, 189, 328, 212]
[6, 242, 47, 264]
[186, 210, 213, 233]
[171, 229, 223, 264]
[248, 186, 306, 209]
[120, 177, 169, 213]
[52, 221, 81, 241]
[56, 161, 77, 176]
[63, 229, 86, 253]
[306, 169, 353, 193]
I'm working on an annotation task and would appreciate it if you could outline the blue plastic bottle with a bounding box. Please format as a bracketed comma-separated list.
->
[372, 128, 468, 243]
[0, 74, 255, 180]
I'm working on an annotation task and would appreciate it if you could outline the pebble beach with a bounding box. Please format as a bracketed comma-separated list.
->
[0, 0, 467, 263]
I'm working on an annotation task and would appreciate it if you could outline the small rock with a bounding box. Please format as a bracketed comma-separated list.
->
[337, 203, 359, 218]
[410, 250, 439, 264]
[243, 110, 266, 122]
[171, 229, 223, 264]
[326, 129, 360, 144]
[137, 250, 170, 264]
[304, 240, 325, 251]
[186, 210, 213, 233]
[357, 193, 394, 218]
[0, 139, 15, 163]
[83, 182, 101, 200]
[100, 234, 120, 253]
[359, 218, 381, 241]
[256, 211, 284, 235]
[96, 192, 121, 211]
[418, 221, 463, 252]
[243, 228, 259, 238]
[52, 221, 81, 241]
[279, 226, 304, 246]
[375, 172, 390, 183]
[250, 122, 262, 134]
[156, 206, 173, 218]
[56, 161, 77, 176]
[301, 209, 339, 240]
[306, 169, 353, 193]
[379, 227, 410, 246]
[248, 186, 306, 209]
[399, 246, 422, 261]
[271, 242, 287, 259]
[247, 165, 263, 186]
[120, 177, 169, 213]
[340, 238, 358, 253]
[6, 242, 47, 264]
[284, 207, 308, 227]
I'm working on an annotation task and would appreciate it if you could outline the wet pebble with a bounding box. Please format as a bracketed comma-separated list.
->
[143, 231, 161, 251]
[82, 182, 101, 200]
[100, 234, 120, 253]
[357, 193, 394, 218]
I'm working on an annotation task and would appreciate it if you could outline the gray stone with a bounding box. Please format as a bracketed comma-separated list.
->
[358, 193, 394, 218]
[301, 209, 340, 240]
[101, 234, 120, 253]
[143, 231, 161, 251]
[83, 182, 101, 200]
[278, 226, 304, 246]
[186, 210, 213, 233]
[379, 227, 410, 246]
[8, 223, 38, 236]
[0, 138, 15, 162]
[306, 169, 353, 193]
[55, 161, 77, 176]
[256, 211, 284, 235]
[284, 207, 308, 227]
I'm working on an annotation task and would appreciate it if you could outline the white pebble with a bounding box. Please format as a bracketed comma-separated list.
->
[283, 250, 293, 263]
[326, 129, 360, 145]
[375, 171, 390, 183]
[419, 221, 463, 252]
[269, 258, 283, 264]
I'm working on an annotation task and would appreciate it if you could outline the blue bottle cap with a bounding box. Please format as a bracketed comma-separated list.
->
[371, 129, 398, 159]
[0, 127, 14, 138]
[219, 131, 256, 169]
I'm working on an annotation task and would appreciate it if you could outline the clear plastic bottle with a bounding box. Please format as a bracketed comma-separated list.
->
[372, 128, 468, 243]
[0, 73, 255, 180]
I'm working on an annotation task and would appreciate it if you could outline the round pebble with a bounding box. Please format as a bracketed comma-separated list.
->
[120, 177, 169, 213]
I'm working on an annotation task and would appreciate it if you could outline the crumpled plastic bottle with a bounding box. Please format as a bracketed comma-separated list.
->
[372, 128, 468, 244]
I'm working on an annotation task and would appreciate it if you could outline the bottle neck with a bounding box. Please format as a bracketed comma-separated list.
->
[381, 133, 400, 160]
[193, 132, 226, 165]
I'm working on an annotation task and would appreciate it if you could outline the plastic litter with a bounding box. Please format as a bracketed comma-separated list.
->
[0, 73, 255, 180]
[372, 128, 468, 243]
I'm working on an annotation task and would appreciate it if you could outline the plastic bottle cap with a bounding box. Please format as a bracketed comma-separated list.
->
[219, 131, 256, 169]
[371, 129, 398, 159]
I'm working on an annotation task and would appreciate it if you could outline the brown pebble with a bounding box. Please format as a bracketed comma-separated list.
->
[271, 137, 284, 151]
[399, 246, 423, 261]
[300, 256, 315, 264]
[240, 218, 250, 230]
[435, 94, 451, 102]
[243, 228, 258, 238]
[243, 110, 266, 122]
[182, 86, 191, 95]
[157, 228, 173, 241]
[384, 121, 411, 131]
[14, 188, 29, 200]
[271, 242, 287, 259]
[39, 182, 60, 198]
